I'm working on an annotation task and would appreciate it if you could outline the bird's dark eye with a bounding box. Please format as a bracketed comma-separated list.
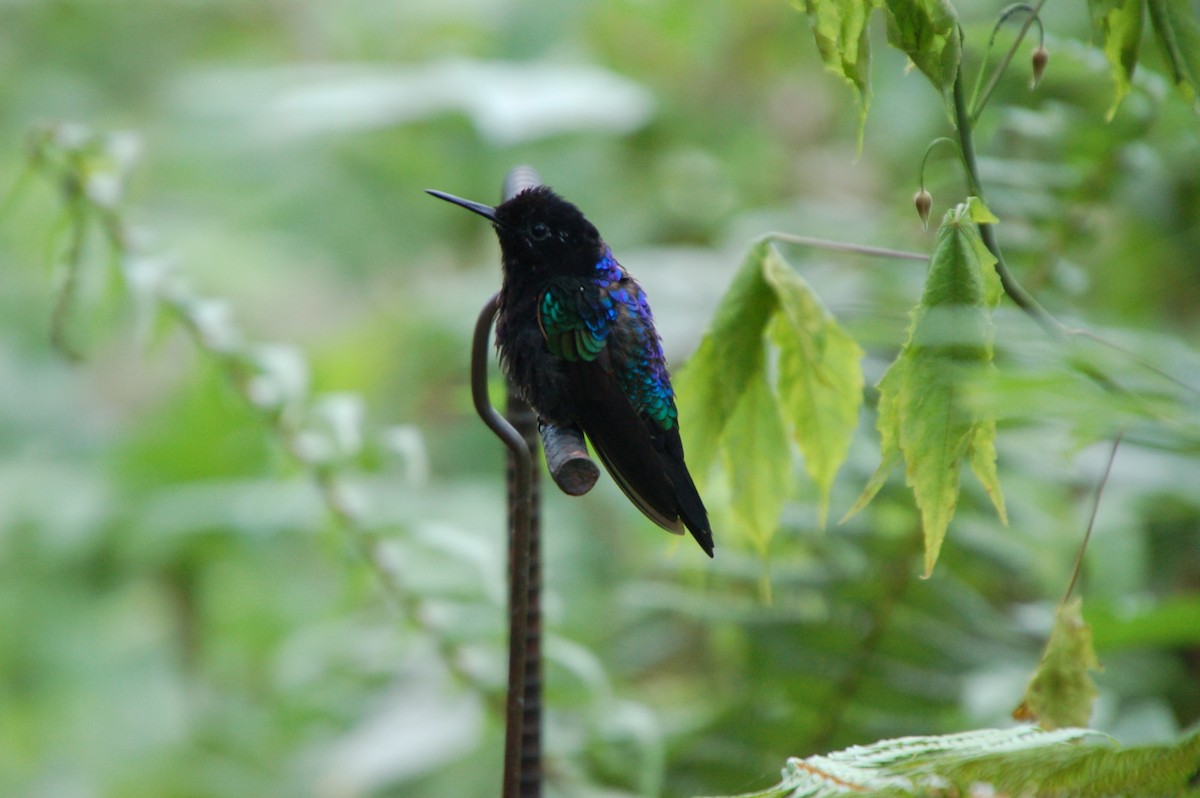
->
[529, 222, 551, 241]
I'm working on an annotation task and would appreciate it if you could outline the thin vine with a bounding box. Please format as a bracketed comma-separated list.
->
[7, 123, 495, 700]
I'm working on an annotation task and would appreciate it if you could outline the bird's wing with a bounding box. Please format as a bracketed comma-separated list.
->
[537, 282, 681, 528]
[537, 282, 714, 556]
[537, 282, 613, 363]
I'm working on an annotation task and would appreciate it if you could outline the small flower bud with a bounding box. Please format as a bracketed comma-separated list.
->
[913, 188, 932, 230]
[1031, 45, 1049, 89]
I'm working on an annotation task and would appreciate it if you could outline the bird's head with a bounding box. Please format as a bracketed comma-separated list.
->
[427, 185, 605, 276]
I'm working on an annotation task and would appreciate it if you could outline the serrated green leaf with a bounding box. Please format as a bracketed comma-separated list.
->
[884, 0, 961, 103]
[901, 344, 975, 576]
[1089, 0, 1147, 118]
[920, 203, 995, 312]
[1014, 597, 1103, 730]
[706, 726, 1200, 798]
[964, 195, 999, 225]
[846, 201, 1005, 576]
[681, 240, 865, 549]
[676, 240, 777, 477]
[967, 419, 1007, 524]
[801, 0, 881, 147]
[843, 366, 903, 522]
[1147, 0, 1200, 103]
[763, 248, 864, 527]
[721, 374, 793, 553]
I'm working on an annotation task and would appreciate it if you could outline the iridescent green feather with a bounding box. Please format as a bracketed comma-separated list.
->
[539, 282, 677, 430]
[539, 287, 608, 363]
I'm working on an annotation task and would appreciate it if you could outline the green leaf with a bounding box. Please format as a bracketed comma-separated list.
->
[711, 726, 1200, 798]
[1089, 0, 1147, 118]
[721, 374, 793, 554]
[763, 251, 864, 527]
[965, 195, 999, 225]
[678, 240, 864, 549]
[676, 240, 777, 476]
[846, 201, 1006, 577]
[884, 0, 961, 103]
[1014, 597, 1103, 730]
[967, 418, 1007, 524]
[842, 353, 904, 523]
[1147, 0, 1200, 103]
[1089, 593, 1200, 649]
[801, 0, 881, 147]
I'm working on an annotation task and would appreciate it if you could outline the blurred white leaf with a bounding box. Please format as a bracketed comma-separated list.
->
[179, 59, 656, 145]
[185, 297, 240, 353]
[247, 343, 309, 409]
[84, 170, 122, 208]
[314, 393, 366, 458]
[122, 253, 180, 344]
[0, 460, 111, 552]
[291, 429, 336, 465]
[51, 122, 92, 151]
[104, 130, 143, 174]
[313, 662, 484, 797]
[122, 254, 175, 301]
[137, 478, 324, 537]
[411, 520, 506, 603]
[381, 424, 429, 487]
[323, 475, 369, 521]
[545, 635, 612, 695]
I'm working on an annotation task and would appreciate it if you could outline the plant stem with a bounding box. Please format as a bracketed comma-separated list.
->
[953, 73, 1137, 398]
[767, 232, 929, 262]
[970, 0, 1049, 122]
[951, 72, 1064, 339]
[918, 136, 963, 189]
[1062, 430, 1123, 606]
[50, 197, 88, 361]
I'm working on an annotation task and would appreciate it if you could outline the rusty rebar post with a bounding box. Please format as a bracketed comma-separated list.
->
[471, 166, 601, 798]
[507, 397, 542, 798]
[501, 166, 543, 798]
[471, 294, 532, 798]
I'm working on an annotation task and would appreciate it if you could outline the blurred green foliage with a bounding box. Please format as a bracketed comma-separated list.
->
[1, 1, 1199, 797]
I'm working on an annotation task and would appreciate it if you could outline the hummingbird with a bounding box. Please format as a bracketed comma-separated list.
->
[427, 185, 714, 557]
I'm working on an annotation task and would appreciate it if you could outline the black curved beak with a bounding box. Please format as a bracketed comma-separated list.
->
[425, 189, 497, 222]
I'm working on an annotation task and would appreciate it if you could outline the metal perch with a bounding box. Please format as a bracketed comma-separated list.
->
[470, 166, 600, 798]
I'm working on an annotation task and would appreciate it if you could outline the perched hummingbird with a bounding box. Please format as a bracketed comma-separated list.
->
[428, 185, 714, 557]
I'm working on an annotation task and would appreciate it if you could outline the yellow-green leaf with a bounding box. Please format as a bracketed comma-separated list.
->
[676, 240, 777, 477]
[763, 249, 864, 527]
[1014, 597, 1103, 730]
[843, 365, 903, 522]
[680, 239, 864, 551]
[722, 374, 793, 553]
[965, 195, 999, 225]
[901, 356, 973, 576]
[1089, 0, 1147, 118]
[801, 0, 881, 147]
[884, 0, 961, 104]
[846, 201, 1006, 576]
[1147, 0, 1200, 103]
[967, 419, 1008, 524]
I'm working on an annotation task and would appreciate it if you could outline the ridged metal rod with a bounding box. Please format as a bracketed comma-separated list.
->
[500, 166, 548, 798]
[470, 294, 531, 798]
[474, 166, 602, 798]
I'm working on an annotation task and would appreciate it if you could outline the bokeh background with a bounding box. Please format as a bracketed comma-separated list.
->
[2, 1, 1199, 797]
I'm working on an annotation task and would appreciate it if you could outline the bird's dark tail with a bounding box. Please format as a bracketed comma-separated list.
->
[583, 411, 715, 557]
[659, 429, 714, 557]
[567, 362, 714, 557]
